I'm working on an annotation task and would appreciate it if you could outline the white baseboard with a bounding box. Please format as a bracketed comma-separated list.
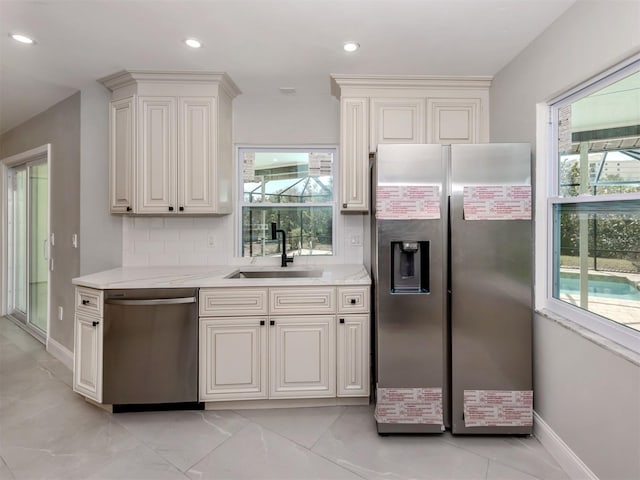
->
[533, 411, 599, 480]
[46, 336, 73, 371]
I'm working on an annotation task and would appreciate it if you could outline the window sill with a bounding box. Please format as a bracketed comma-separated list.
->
[536, 308, 640, 367]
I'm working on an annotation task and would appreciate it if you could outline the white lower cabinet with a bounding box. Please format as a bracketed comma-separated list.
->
[337, 315, 370, 397]
[199, 317, 268, 401]
[199, 286, 370, 405]
[73, 312, 103, 403]
[269, 315, 336, 398]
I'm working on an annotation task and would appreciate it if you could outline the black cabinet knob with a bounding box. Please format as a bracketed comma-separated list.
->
[168, 206, 174, 212]
[82, 300, 90, 305]
[179, 206, 184, 212]
[342, 203, 348, 208]
[339, 318, 345, 324]
[350, 298, 357, 304]
[270, 320, 275, 326]
[126, 206, 132, 212]
[260, 320, 265, 326]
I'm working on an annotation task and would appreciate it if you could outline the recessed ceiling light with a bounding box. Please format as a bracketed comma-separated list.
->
[343, 42, 359, 53]
[185, 38, 202, 48]
[10, 33, 35, 44]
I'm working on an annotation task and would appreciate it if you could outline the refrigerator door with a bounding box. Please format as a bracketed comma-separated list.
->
[450, 143, 533, 434]
[373, 144, 447, 433]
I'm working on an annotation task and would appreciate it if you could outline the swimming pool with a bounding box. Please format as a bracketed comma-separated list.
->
[559, 274, 640, 301]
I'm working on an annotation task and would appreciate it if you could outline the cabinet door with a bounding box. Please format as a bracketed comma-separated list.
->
[427, 98, 483, 144]
[178, 97, 217, 214]
[370, 98, 425, 152]
[137, 96, 177, 214]
[200, 318, 268, 401]
[340, 97, 369, 212]
[269, 316, 336, 398]
[73, 313, 102, 402]
[337, 315, 370, 397]
[109, 97, 135, 213]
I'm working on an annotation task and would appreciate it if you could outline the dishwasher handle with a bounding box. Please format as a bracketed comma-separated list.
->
[105, 297, 196, 306]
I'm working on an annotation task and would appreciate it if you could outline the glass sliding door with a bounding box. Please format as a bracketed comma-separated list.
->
[7, 160, 48, 339]
[11, 167, 28, 320]
[29, 162, 48, 332]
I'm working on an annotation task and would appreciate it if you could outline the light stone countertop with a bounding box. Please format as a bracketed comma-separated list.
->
[72, 264, 371, 290]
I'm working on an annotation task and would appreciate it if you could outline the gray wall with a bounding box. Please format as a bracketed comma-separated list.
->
[234, 92, 339, 145]
[0, 92, 81, 351]
[80, 82, 121, 275]
[490, 1, 640, 479]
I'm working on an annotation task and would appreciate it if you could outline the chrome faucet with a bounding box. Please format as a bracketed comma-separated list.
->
[271, 222, 294, 267]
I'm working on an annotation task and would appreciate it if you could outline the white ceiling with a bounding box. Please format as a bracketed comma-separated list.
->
[0, 0, 577, 135]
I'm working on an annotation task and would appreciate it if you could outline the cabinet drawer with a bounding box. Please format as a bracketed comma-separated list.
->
[200, 288, 268, 316]
[270, 287, 335, 315]
[337, 287, 370, 313]
[76, 287, 103, 317]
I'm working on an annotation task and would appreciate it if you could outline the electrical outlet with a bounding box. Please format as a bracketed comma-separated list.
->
[207, 235, 216, 247]
[58, 306, 63, 321]
[350, 235, 362, 246]
[72, 234, 78, 248]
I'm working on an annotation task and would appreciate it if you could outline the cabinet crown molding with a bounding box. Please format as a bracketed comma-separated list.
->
[330, 74, 493, 98]
[99, 70, 242, 98]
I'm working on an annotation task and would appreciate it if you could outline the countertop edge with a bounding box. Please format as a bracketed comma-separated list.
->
[72, 265, 372, 290]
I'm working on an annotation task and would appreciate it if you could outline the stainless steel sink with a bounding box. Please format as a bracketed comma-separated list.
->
[226, 269, 323, 279]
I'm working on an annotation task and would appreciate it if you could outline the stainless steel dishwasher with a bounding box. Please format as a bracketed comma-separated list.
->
[103, 288, 198, 406]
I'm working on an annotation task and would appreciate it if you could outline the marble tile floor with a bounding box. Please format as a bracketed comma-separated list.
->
[0, 317, 570, 480]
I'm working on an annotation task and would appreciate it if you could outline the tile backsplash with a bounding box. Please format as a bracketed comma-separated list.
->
[123, 216, 232, 267]
[122, 214, 365, 267]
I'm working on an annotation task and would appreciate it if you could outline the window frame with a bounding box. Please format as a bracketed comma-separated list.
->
[541, 55, 640, 353]
[235, 145, 339, 259]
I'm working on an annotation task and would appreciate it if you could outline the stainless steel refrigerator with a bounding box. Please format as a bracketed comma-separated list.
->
[372, 143, 533, 435]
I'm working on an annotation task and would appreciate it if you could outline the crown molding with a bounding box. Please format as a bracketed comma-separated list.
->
[98, 70, 242, 98]
[330, 74, 493, 98]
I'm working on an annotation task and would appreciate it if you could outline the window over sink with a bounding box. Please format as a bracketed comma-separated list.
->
[237, 147, 336, 258]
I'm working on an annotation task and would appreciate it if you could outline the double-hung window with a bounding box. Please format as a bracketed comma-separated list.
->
[238, 147, 336, 258]
[547, 58, 640, 351]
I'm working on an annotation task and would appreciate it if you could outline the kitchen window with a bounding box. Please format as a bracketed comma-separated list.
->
[546, 58, 640, 351]
[237, 147, 336, 258]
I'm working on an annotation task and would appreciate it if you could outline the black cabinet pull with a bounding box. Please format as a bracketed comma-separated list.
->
[270, 320, 275, 326]
[82, 300, 90, 305]
[260, 320, 265, 326]
[168, 206, 174, 212]
[339, 318, 345, 324]
[350, 298, 357, 305]
[179, 206, 184, 212]
[126, 206, 132, 212]
[92, 321, 100, 327]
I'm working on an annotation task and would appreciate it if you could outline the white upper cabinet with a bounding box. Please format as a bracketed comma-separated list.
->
[331, 75, 491, 212]
[137, 96, 176, 213]
[427, 97, 484, 144]
[370, 98, 425, 152]
[178, 97, 217, 213]
[109, 97, 135, 213]
[101, 71, 240, 215]
[339, 97, 369, 211]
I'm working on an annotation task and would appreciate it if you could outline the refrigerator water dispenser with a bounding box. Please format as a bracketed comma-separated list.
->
[391, 241, 429, 293]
